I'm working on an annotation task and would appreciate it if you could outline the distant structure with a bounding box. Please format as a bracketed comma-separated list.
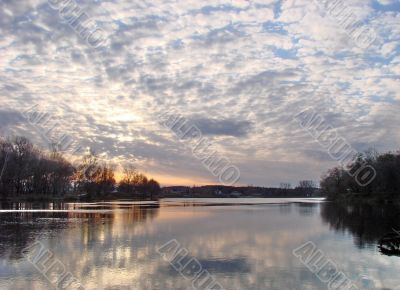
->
[159, 185, 320, 198]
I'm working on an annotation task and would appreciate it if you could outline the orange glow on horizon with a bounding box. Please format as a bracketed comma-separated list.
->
[114, 171, 217, 187]
[151, 174, 213, 187]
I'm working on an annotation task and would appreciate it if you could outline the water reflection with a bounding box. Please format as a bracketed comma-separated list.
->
[0, 200, 399, 290]
[296, 203, 318, 217]
[320, 202, 400, 251]
[0, 202, 159, 261]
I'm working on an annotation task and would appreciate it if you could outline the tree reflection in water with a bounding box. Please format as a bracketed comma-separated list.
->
[320, 202, 400, 256]
[0, 202, 160, 260]
[1, 201, 399, 289]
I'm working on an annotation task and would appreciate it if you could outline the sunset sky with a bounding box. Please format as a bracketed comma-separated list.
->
[0, 0, 399, 186]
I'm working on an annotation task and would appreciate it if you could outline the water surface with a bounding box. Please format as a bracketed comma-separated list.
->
[0, 199, 399, 289]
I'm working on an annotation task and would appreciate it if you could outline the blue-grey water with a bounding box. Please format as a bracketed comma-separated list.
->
[0, 198, 399, 290]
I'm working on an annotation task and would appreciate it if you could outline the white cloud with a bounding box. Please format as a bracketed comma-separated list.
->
[0, 0, 399, 186]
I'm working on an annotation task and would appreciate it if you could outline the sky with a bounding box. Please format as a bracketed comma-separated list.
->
[0, 0, 399, 187]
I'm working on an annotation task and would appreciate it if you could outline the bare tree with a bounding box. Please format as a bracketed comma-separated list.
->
[280, 183, 292, 190]
[73, 149, 101, 197]
[296, 180, 316, 196]
[0, 135, 162, 200]
[298, 180, 316, 189]
[119, 165, 137, 194]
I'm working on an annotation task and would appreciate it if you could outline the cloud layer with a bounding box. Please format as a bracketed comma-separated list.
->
[0, 0, 399, 186]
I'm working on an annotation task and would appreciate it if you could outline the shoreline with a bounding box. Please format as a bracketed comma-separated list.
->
[3, 194, 398, 205]
[0, 194, 326, 203]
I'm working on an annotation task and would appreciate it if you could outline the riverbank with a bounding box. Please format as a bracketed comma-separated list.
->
[0, 193, 158, 203]
[0, 194, 326, 203]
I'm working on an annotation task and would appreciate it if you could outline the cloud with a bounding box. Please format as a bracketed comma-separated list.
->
[375, 0, 398, 5]
[0, 110, 23, 128]
[191, 117, 252, 137]
[0, 0, 399, 186]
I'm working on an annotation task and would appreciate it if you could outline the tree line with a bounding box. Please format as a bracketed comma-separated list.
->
[0, 136, 160, 199]
[320, 150, 400, 201]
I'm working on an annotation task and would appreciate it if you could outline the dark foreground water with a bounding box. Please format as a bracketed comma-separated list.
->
[0, 198, 399, 290]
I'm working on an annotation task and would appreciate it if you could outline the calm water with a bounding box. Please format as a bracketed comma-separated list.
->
[0, 198, 399, 290]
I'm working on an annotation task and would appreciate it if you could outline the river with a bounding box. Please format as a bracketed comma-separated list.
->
[0, 198, 399, 289]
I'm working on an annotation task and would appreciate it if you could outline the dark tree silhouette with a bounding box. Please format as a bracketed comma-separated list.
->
[320, 150, 400, 201]
[119, 165, 161, 198]
[0, 136, 159, 200]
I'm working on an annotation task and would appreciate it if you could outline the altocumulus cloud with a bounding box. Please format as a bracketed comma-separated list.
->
[192, 117, 252, 137]
[0, 0, 399, 186]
